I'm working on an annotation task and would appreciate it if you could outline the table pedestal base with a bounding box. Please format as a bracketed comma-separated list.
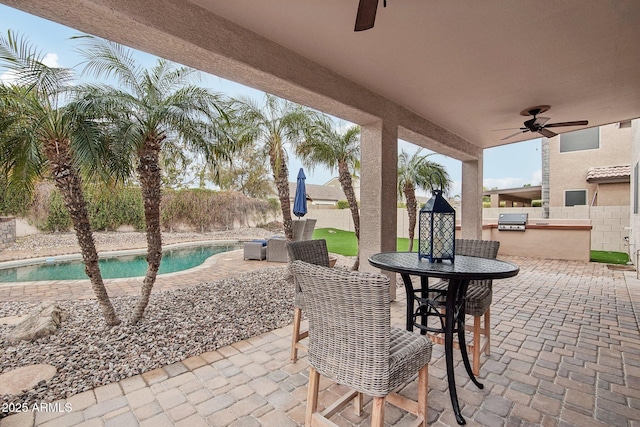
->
[401, 274, 483, 425]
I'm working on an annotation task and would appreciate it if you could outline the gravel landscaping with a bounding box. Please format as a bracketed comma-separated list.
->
[0, 229, 293, 417]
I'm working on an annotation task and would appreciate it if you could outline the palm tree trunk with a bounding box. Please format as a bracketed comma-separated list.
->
[270, 146, 293, 240]
[338, 161, 360, 270]
[405, 183, 418, 252]
[44, 139, 120, 326]
[130, 137, 163, 324]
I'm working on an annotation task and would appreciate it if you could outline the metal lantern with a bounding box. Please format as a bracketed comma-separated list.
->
[418, 185, 456, 263]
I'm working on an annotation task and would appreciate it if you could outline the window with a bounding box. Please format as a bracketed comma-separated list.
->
[565, 190, 587, 207]
[559, 127, 599, 153]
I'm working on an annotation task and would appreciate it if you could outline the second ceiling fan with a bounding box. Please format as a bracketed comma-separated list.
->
[500, 106, 588, 140]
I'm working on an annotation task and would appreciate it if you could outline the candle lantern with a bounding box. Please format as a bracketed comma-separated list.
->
[418, 181, 455, 263]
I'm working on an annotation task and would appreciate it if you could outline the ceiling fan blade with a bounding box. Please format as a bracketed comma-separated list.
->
[355, 0, 379, 31]
[544, 120, 589, 128]
[492, 127, 526, 131]
[501, 130, 528, 140]
[533, 117, 550, 127]
[538, 128, 557, 138]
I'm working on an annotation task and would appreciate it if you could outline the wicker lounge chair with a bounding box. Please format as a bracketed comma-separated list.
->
[267, 237, 288, 262]
[301, 218, 317, 240]
[286, 239, 330, 362]
[428, 239, 500, 376]
[291, 260, 432, 427]
[243, 241, 266, 260]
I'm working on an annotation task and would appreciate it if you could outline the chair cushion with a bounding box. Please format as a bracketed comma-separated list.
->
[251, 239, 267, 246]
[428, 280, 492, 317]
[464, 283, 492, 316]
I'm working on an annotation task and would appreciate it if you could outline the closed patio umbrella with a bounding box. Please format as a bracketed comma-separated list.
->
[293, 168, 308, 218]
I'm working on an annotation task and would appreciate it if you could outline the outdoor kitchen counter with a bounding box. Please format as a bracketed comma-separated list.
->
[480, 220, 592, 262]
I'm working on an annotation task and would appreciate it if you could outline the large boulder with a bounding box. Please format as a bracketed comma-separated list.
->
[6, 301, 65, 344]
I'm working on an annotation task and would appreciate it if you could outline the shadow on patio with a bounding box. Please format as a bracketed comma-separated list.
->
[1, 255, 640, 427]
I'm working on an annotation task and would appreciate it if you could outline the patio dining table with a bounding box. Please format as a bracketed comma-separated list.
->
[369, 252, 519, 425]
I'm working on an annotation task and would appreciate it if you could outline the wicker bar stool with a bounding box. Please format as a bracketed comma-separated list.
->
[291, 260, 432, 427]
[427, 239, 500, 376]
[286, 239, 330, 362]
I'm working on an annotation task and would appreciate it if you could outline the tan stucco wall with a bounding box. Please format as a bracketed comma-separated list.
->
[549, 123, 631, 207]
[483, 225, 591, 262]
[596, 182, 630, 206]
[629, 120, 640, 265]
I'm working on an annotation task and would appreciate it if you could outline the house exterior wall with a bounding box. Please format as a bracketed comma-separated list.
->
[629, 120, 640, 265]
[549, 123, 631, 207]
[596, 182, 630, 206]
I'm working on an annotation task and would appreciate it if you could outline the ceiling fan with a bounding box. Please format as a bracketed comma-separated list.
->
[354, 0, 387, 31]
[499, 105, 588, 140]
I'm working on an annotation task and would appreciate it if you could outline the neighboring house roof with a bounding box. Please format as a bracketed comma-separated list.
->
[288, 182, 346, 204]
[586, 165, 631, 183]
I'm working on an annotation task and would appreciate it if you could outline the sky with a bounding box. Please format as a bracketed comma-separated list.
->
[0, 4, 542, 197]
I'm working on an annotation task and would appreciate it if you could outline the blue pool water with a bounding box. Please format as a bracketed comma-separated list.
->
[0, 243, 241, 282]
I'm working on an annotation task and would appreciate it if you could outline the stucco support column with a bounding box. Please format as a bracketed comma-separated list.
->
[461, 155, 483, 239]
[360, 119, 398, 299]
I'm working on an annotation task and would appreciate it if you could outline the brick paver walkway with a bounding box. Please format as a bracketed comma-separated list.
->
[1, 254, 640, 426]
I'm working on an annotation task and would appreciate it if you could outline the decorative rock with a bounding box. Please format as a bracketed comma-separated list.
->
[0, 315, 29, 326]
[0, 364, 57, 395]
[6, 301, 65, 344]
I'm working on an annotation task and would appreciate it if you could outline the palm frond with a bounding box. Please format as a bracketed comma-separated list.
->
[76, 36, 144, 96]
[0, 30, 75, 99]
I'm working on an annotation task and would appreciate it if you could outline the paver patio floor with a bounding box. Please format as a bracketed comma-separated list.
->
[1, 252, 640, 426]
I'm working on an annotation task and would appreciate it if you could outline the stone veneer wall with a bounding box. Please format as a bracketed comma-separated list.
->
[0, 217, 16, 249]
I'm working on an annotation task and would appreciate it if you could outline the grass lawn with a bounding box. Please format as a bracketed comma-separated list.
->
[590, 250, 630, 265]
[313, 228, 417, 256]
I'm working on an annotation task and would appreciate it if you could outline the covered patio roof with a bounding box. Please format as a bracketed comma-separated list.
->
[3, 0, 638, 150]
[2, 0, 640, 269]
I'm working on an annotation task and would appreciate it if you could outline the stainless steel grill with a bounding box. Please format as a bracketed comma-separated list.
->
[497, 213, 528, 231]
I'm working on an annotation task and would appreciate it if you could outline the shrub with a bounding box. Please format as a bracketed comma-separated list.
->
[86, 187, 145, 231]
[44, 190, 72, 232]
[28, 183, 274, 233]
[336, 200, 349, 209]
[160, 189, 274, 232]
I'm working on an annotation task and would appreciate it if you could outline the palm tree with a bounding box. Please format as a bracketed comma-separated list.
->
[397, 149, 451, 252]
[296, 118, 362, 269]
[0, 31, 121, 325]
[77, 37, 234, 324]
[230, 94, 317, 240]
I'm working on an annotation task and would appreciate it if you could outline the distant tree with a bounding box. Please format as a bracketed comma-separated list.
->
[296, 118, 361, 269]
[397, 149, 451, 252]
[213, 143, 274, 199]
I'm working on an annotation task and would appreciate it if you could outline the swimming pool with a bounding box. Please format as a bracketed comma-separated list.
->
[0, 241, 241, 282]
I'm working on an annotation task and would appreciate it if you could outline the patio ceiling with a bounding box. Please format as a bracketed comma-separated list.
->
[193, 0, 640, 150]
[3, 0, 640, 159]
